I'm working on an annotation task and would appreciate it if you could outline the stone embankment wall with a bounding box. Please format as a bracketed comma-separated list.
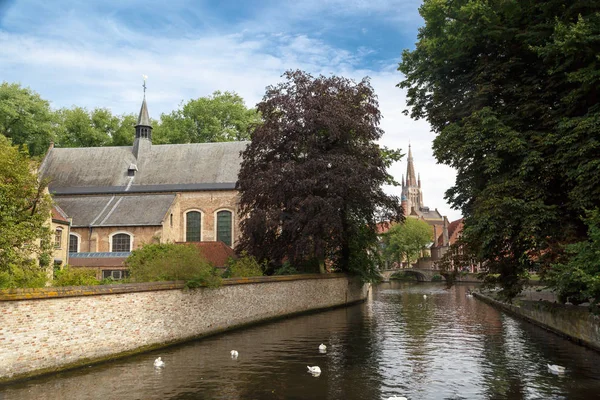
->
[474, 292, 600, 352]
[0, 274, 368, 382]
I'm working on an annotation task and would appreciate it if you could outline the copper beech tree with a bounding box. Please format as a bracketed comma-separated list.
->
[237, 70, 402, 279]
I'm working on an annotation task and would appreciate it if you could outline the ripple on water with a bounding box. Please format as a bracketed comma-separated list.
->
[2, 282, 600, 400]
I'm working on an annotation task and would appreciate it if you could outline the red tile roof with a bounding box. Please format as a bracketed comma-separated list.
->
[177, 241, 236, 268]
[51, 205, 70, 224]
[436, 218, 464, 246]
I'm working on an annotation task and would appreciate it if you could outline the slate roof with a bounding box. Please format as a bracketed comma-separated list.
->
[137, 98, 151, 126]
[409, 206, 444, 221]
[55, 194, 175, 227]
[40, 141, 249, 194]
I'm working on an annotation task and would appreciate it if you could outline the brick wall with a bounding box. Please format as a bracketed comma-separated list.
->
[0, 274, 368, 382]
[474, 292, 600, 352]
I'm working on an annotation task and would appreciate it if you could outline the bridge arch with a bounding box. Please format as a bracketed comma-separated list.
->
[401, 270, 428, 282]
[379, 268, 446, 282]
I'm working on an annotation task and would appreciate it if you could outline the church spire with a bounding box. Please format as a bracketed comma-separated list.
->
[133, 75, 152, 159]
[406, 143, 417, 187]
[135, 75, 152, 140]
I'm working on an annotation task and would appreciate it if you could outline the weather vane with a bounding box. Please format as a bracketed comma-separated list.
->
[142, 74, 148, 96]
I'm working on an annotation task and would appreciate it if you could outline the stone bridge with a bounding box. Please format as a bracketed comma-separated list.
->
[379, 268, 444, 282]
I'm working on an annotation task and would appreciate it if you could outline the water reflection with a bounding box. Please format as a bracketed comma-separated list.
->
[2, 282, 600, 400]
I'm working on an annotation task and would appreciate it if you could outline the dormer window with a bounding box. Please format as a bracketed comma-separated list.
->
[128, 163, 138, 177]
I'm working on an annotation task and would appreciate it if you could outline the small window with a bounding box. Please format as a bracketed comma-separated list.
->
[54, 228, 63, 249]
[170, 213, 173, 227]
[102, 270, 130, 280]
[111, 233, 131, 252]
[186, 211, 201, 242]
[216, 210, 232, 247]
[69, 234, 79, 253]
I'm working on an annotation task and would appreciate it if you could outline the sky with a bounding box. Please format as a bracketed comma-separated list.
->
[0, 0, 461, 221]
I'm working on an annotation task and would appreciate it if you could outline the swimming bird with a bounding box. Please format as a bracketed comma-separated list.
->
[307, 366, 321, 374]
[423, 294, 427, 299]
[548, 364, 566, 374]
[154, 357, 165, 368]
[230, 350, 239, 359]
[318, 343, 327, 352]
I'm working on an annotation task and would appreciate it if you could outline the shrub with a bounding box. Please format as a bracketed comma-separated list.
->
[126, 243, 221, 288]
[0, 263, 48, 289]
[431, 274, 443, 282]
[223, 251, 265, 278]
[274, 261, 300, 276]
[54, 266, 99, 286]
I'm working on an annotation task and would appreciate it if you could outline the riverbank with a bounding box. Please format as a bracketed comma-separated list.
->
[474, 291, 600, 353]
[0, 274, 368, 383]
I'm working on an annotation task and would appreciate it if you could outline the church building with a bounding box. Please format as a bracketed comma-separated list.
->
[400, 144, 449, 247]
[40, 93, 245, 278]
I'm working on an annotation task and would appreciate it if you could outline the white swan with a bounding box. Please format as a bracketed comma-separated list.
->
[307, 366, 321, 374]
[230, 350, 239, 358]
[318, 343, 327, 352]
[548, 364, 565, 374]
[423, 294, 427, 299]
[154, 357, 165, 368]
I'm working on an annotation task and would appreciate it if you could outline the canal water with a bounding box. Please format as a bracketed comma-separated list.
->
[2, 283, 600, 400]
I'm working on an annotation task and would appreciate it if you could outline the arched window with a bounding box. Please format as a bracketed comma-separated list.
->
[216, 210, 233, 247]
[185, 211, 201, 242]
[54, 228, 63, 249]
[69, 233, 80, 253]
[110, 232, 132, 252]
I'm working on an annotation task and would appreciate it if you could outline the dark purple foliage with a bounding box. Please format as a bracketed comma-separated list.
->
[237, 70, 402, 275]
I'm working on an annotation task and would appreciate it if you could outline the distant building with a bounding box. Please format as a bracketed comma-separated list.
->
[399, 144, 450, 253]
[40, 94, 245, 278]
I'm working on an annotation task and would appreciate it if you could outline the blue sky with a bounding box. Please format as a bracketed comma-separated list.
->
[0, 0, 461, 220]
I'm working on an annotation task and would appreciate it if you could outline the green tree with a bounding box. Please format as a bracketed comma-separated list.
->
[125, 243, 222, 288]
[153, 91, 261, 144]
[398, 0, 600, 299]
[0, 135, 52, 288]
[110, 114, 137, 146]
[383, 218, 433, 267]
[0, 82, 56, 157]
[223, 252, 265, 278]
[546, 209, 600, 309]
[237, 70, 402, 280]
[56, 107, 137, 147]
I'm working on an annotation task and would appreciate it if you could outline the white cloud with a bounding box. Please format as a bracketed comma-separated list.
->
[0, 6, 460, 221]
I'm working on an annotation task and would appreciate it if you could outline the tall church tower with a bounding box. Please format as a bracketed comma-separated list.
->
[132, 77, 152, 160]
[401, 144, 424, 215]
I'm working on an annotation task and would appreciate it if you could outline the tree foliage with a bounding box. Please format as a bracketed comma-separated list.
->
[383, 218, 433, 267]
[0, 135, 52, 288]
[545, 209, 600, 310]
[153, 91, 261, 144]
[237, 70, 402, 279]
[0, 82, 56, 157]
[55, 107, 137, 148]
[125, 243, 222, 288]
[398, 0, 600, 299]
[53, 266, 100, 287]
[223, 251, 265, 278]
